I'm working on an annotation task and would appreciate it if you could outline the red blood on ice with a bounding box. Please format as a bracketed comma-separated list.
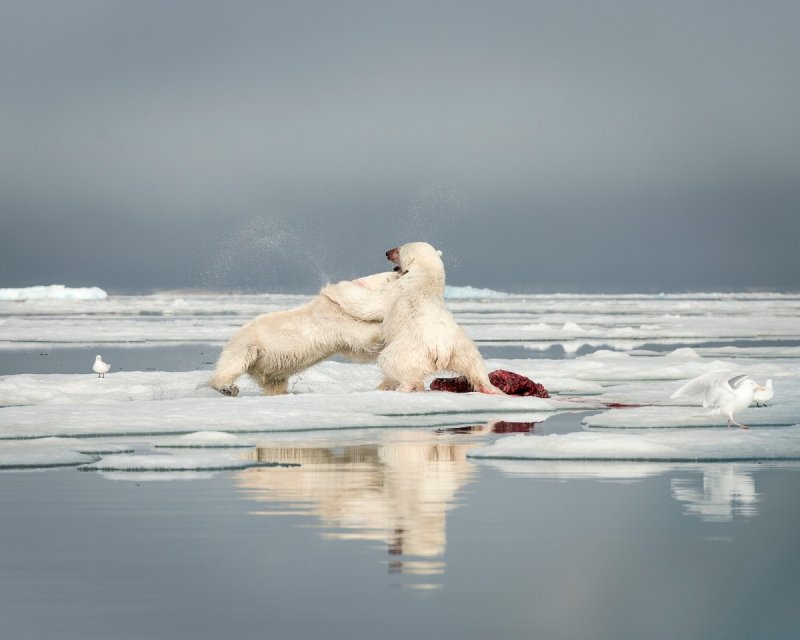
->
[429, 376, 474, 393]
[430, 369, 549, 398]
[489, 369, 549, 397]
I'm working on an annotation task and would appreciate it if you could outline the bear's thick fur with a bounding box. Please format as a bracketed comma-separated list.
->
[378, 242, 502, 394]
[209, 271, 398, 396]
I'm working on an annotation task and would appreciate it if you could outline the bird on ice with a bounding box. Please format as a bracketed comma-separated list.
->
[92, 355, 110, 378]
[752, 379, 774, 407]
[670, 370, 767, 430]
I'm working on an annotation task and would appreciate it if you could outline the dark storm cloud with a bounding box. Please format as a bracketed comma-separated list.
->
[1, 0, 799, 292]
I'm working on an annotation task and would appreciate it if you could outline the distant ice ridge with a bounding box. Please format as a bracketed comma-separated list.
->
[0, 285, 107, 301]
[3, 290, 800, 349]
[444, 285, 509, 299]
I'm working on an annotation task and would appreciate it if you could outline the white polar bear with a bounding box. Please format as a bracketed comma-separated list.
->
[209, 271, 398, 396]
[378, 242, 503, 394]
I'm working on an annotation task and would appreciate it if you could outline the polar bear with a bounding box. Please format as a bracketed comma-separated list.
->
[209, 271, 398, 396]
[378, 242, 503, 394]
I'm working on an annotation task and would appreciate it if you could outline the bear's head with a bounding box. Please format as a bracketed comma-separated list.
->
[385, 242, 444, 276]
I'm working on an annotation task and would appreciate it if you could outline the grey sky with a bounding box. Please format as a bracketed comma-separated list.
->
[2, 0, 799, 293]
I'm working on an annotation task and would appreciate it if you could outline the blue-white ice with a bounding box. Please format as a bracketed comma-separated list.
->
[0, 285, 108, 301]
[444, 284, 510, 299]
[1, 287, 799, 471]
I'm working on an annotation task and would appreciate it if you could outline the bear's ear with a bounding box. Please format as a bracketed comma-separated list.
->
[437, 250, 443, 257]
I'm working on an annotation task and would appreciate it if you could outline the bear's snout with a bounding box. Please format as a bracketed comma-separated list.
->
[386, 247, 400, 265]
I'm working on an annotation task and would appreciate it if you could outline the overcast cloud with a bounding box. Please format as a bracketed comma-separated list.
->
[1, 0, 799, 292]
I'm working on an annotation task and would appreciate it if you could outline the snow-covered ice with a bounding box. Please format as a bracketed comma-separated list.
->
[154, 431, 257, 448]
[468, 427, 800, 462]
[78, 451, 290, 472]
[0, 439, 98, 469]
[1, 289, 798, 473]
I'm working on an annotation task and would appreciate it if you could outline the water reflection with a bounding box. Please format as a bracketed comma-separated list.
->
[670, 465, 759, 522]
[235, 429, 492, 588]
[479, 457, 774, 524]
[435, 420, 537, 435]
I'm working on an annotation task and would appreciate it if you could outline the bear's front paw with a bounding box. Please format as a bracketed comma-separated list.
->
[218, 385, 239, 397]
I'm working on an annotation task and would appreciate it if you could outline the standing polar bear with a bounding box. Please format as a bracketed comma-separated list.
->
[209, 271, 398, 396]
[378, 242, 503, 394]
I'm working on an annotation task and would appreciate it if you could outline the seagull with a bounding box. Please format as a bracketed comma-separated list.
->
[92, 355, 110, 378]
[752, 379, 774, 407]
[670, 370, 766, 430]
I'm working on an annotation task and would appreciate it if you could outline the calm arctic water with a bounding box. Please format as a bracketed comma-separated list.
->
[2, 347, 800, 640]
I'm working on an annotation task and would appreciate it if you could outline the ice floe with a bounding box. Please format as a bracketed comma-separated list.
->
[467, 427, 800, 461]
[0, 285, 108, 301]
[0, 389, 565, 440]
[78, 451, 289, 472]
[0, 439, 98, 469]
[584, 376, 799, 429]
[0, 371, 210, 406]
[154, 431, 257, 448]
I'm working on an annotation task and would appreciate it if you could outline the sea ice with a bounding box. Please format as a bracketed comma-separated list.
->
[2, 291, 799, 349]
[154, 431, 257, 448]
[467, 426, 800, 461]
[584, 376, 799, 429]
[0, 285, 107, 301]
[0, 439, 98, 469]
[1, 290, 799, 473]
[78, 451, 289, 472]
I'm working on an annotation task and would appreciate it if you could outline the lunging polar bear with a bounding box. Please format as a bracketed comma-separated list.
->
[378, 242, 503, 394]
[209, 271, 398, 396]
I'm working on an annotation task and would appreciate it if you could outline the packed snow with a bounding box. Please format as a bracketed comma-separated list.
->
[1, 289, 798, 473]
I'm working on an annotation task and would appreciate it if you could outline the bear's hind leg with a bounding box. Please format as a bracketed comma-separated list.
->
[252, 371, 289, 396]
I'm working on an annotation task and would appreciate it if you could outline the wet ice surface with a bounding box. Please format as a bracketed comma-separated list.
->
[1, 289, 799, 639]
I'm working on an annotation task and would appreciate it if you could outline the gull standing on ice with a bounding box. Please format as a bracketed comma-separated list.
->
[752, 379, 774, 407]
[93, 355, 110, 378]
[670, 370, 766, 430]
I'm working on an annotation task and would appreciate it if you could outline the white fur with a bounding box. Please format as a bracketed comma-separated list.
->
[378, 242, 501, 394]
[209, 272, 398, 396]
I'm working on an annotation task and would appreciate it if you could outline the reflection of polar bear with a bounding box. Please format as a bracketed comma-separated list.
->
[209, 272, 398, 396]
[378, 242, 502, 394]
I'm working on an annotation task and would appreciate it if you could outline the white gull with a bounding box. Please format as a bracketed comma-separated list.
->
[670, 370, 766, 430]
[92, 355, 111, 378]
